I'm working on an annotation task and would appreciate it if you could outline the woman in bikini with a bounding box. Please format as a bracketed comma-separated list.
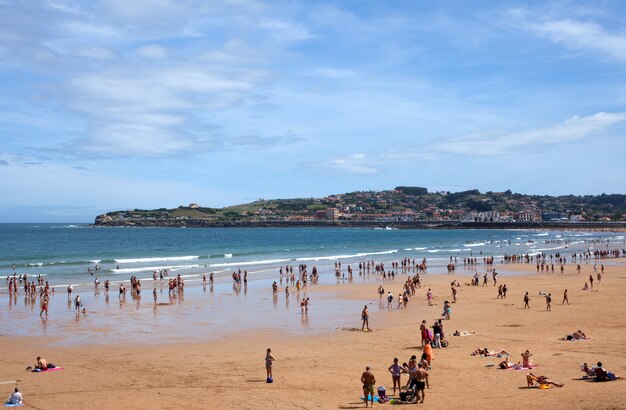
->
[265, 348, 275, 380]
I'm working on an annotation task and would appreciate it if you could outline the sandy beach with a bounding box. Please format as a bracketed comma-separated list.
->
[2, 259, 626, 409]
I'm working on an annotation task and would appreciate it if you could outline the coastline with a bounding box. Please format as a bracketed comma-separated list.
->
[92, 219, 626, 231]
[3, 262, 626, 409]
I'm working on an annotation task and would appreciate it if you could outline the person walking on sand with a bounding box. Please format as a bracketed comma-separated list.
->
[451, 286, 457, 303]
[562, 289, 569, 305]
[427, 289, 433, 305]
[545, 293, 551, 311]
[589, 274, 594, 289]
[523, 292, 530, 309]
[361, 305, 370, 332]
[361, 366, 376, 408]
[265, 348, 275, 382]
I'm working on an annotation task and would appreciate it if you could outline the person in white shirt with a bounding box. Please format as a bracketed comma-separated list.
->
[8, 387, 22, 405]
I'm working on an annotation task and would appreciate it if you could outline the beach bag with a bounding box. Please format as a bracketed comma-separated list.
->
[441, 339, 449, 348]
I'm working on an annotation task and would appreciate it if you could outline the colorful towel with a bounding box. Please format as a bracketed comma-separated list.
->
[4, 403, 24, 407]
[508, 364, 538, 370]
[38, 367, 64, 372]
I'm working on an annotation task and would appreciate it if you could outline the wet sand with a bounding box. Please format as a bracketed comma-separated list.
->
[2, 261, 626, 409]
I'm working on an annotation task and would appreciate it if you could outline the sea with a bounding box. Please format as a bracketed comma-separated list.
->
[1, 224, 624, 288]
[1, 224, 624, 345]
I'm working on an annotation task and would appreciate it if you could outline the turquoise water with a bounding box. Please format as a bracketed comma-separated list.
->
[1, 224, 622, 288]
[1, 224, 623, 344]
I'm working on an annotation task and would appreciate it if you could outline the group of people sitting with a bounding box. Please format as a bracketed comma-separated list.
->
[581, 362, 620, 381]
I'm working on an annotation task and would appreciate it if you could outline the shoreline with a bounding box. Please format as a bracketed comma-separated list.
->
[91, 219, 626, 231]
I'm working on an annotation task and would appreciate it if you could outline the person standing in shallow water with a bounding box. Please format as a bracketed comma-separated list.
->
[361, 305, 370, 332]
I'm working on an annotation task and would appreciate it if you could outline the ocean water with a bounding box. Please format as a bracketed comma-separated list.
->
[1, 224, 621, 288]
[1, 224, 623, 345]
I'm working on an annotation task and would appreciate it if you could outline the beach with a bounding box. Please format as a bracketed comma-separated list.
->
[2, 255, 626, 409]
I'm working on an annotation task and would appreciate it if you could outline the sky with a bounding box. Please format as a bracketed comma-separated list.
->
[1, 0, 626, 222]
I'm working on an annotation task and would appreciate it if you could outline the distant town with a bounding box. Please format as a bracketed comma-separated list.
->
[94, 187, 626, 228]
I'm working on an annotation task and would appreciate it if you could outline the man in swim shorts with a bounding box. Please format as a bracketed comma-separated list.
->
[361, 366, 376, 408]
[361, 305, 369, 332]
[415, 363, 429, 403]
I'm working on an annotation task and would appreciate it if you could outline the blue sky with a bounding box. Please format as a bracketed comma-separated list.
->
[1, 0, 626, 222]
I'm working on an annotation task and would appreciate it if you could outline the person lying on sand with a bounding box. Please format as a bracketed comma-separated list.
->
[564, 330, 588, 340]
[471, 348, 510, 357]
[499, 360, 523, 369]
[526, 373, 564, 388]
[452, 330, 475, 336]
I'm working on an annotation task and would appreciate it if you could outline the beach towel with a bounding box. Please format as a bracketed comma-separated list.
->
[3, 403, 23, 407]
[38, 367, 64, 372]
[360, 395, 380, 403]
[507, 365, 538, 370]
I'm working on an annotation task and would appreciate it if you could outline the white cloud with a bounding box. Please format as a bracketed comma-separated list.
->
[305, 153, 382, 176]
[432, 112, 626, 156]
[507, 10, 626, 61]
[136, 44, 169, 59]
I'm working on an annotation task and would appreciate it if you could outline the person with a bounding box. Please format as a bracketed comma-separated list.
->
[420, 320, 430, 346]
[414, 363, 429, 403]
[562, 289, 569, 305]
[521, 350, 533, 368]
[432, 321, 442, 348]
[589, 274, 594, 289]
[442, 301, 451, 319]
[545, 293, 551, 311]
[361, 305, 369, 332]
[388, 357, 404, 394]
[361, 366, 376, 408]
[451, 286, 457, 303]
[471, 347, 510, 357]
[27, 356, 49, 372]
[74, 294, 81, 312]
[40, 296, 48, 318]
[581, 362, 596, 378]
[523, 292, 530, 309]
[526, 372, 564, 388]
[423, 343, 434, 365]
[426, 289, 433, 305]
[265, 348, 275, 382]
[153, 287, 157, 303]
[387, 291, 393, 309]
[594, 362, 619, 381]
[7, 387, 22, 405]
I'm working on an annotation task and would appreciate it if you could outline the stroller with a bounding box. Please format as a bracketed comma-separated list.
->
[377, 386, 389, 404]
[399, 386, 417, 403]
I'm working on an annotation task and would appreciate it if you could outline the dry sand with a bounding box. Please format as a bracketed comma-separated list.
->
[2, 261, 626, 409]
